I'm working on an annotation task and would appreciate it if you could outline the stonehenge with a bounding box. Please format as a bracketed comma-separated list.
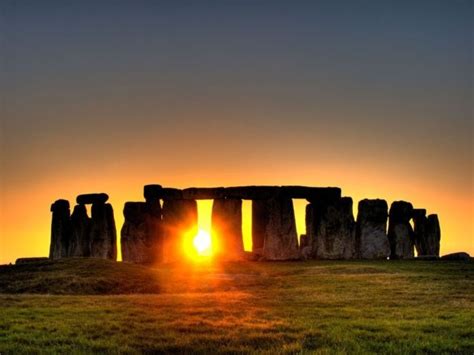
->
[50, 185, 442, 263]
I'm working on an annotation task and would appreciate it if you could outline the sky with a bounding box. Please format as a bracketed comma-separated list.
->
[1, 0, 472, 264]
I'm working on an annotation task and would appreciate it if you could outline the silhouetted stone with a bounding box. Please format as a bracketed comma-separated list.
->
[425, 214, 441, 256]
[89, 203, 117, 260]
[49, 199, 71, 259]
[162, 199, 198, 262]
[15, 257, 48, 264]
[299, 234, 309, 248]
[441, 252, 470, 261]
[252, 196, 300, 260]
[280, 186, 342, 201]
[76, 193, 108, 205]
[68, 204, 91, 257]
[144, 184, 163, 202]
[226, 186, 280, 200]
[183, 187, 226, 200]
[211, 198, 244, 260]
[251, 200, 268, 255]
[307, 197, 356, 259]
[355, 199, 390, 259]
[121, 200, 162, 264]
[161, 188, 184, 200]
[388, 201, 415, 259]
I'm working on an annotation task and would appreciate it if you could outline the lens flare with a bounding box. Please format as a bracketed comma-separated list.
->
[193, 229, 212, 255]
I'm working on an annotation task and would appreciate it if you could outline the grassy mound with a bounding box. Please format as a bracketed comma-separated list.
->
[0, 258, 162, 294]
[0, 259, 473, 353]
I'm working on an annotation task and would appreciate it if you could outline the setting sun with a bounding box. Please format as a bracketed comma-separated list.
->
[193, 229, 212, 256]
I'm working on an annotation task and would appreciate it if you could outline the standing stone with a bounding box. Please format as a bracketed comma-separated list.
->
[90, 203, 117, 260]
[307, 197, 356, 259]
[49, 199, 71, 259]
[299, 234, 311, 260]
[162, 199, 198, 262]
[211, 198, 244, 260]
[355, 199, 390, 259]
[252, 196, 300, 260]
[388, 201, 415, 259]
[426, 214, 441, 256]
[68, 204, 91, 257]
[251, 200, 267, 255]
[412, 209, 429, 256]
[121, 200, 162, 264]
[299, 234, 309, 249]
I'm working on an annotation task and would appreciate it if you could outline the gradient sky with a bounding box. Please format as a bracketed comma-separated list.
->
[1, 0, 472, 264]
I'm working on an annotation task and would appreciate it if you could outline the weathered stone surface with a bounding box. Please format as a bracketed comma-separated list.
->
[299, 234, 311, 260]
[251, 200, 268, 255]
[299, 234, 309, 249]
[89, 203, 117, 260]
[49, 199, 71, 259]
[183, 187, 226, 200]
[425, 214, 441, 257]
[355, 199, 390, 259]
[441, 252, 470, 261]
[68, 204, 91, 257]
[76, 193, 108, 205]
[121, 201, 162, 264]
[252, 196, 300, 260]
[144, 184, 163, 202]
[211, 199, 244, 260]
[162, 199, 198, 262]
[388, 201, 414, 259]
[307, 197, 356, 259]
[15, 257, 49, 264]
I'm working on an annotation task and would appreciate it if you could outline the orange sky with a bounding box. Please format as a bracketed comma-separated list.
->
[1, 159, 472, 264]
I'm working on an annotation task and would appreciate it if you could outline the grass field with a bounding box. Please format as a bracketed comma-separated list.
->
[0, 258, 473, 354]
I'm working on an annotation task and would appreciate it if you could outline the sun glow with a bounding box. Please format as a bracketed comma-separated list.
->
[193, 229, 212, 256]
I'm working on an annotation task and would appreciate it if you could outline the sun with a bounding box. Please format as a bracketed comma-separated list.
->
[192, 229, 213, 257]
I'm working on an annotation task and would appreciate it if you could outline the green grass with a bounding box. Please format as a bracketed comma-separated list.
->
[0, 258, 473, 354]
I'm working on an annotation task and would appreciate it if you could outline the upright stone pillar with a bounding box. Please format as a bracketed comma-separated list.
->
[355, 199, 390, 259]
[121, 200, 162, 264]
[211, 198, 244, 260]
[412, 209, 428, 256]
[162, 199, 198, 262]
[251, 200, 267, 256]
[388, 201, 414, 259]
[49, 199, 71, 259]
[307, 197, 355, 259]
[90, 203, 117, 260]
[252, 195, 299, 260]
[426, 214, 441, 256]
[68, 204, 91, 257]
